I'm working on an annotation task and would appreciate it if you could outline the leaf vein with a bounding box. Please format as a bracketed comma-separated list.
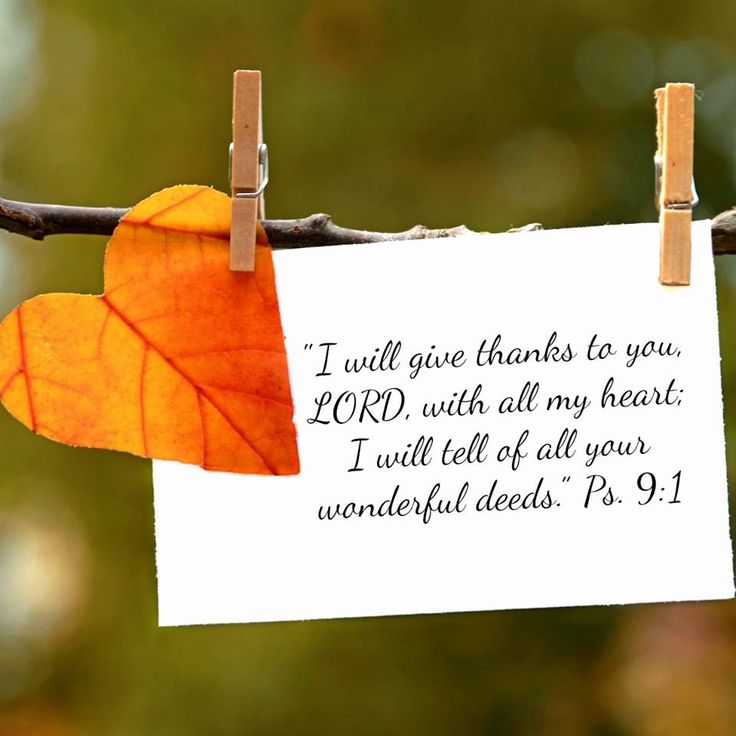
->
[100, 295, 277, 473]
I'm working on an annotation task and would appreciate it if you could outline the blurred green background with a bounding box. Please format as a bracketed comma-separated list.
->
[2, 0, 736, 733]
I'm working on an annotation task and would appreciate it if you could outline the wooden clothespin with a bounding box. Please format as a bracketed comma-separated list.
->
[655, 83, 696, 286]
[230, 70, 268, 271]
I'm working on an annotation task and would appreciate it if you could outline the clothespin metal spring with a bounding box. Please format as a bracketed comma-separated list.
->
[229, 142, 269, 200]
[654, 153, 698, 212]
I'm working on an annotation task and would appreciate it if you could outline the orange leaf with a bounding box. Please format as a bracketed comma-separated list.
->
[0, 185, 300, 475]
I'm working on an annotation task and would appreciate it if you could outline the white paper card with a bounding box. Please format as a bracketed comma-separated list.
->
[153, 221, 734, 626]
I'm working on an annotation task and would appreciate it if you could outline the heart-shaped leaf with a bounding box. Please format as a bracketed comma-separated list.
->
[0, 185, 299, 475]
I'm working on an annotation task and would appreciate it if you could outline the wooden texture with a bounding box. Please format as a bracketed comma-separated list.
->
[654, 88, 664, 158]
[654, 87, 664, 207]
[231, 197, 258, 270]
[657, 83, 695, 286]
[230, 70, 262, 272]
[659, 208, 692, 286]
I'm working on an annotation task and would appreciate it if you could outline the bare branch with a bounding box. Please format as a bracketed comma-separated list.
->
[1, 194, 735, 253]
[712, 209, 736, 255]
[0, 196, 540, 247]
[0, 198, 128, 240]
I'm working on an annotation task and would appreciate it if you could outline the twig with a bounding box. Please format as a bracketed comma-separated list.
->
[0, 198, 127, 240]
[0, 196, 539, 246]
[1, 194, 736, 252]
[712, 209, 736, 255]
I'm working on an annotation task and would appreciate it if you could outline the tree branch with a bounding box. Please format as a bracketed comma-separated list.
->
[712, 209, 736, 255]
[2, 194, 736, 252]
[0, 198, 128, 240]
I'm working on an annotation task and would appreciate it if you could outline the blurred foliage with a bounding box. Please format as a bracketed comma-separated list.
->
[1, 0, 736, 733]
